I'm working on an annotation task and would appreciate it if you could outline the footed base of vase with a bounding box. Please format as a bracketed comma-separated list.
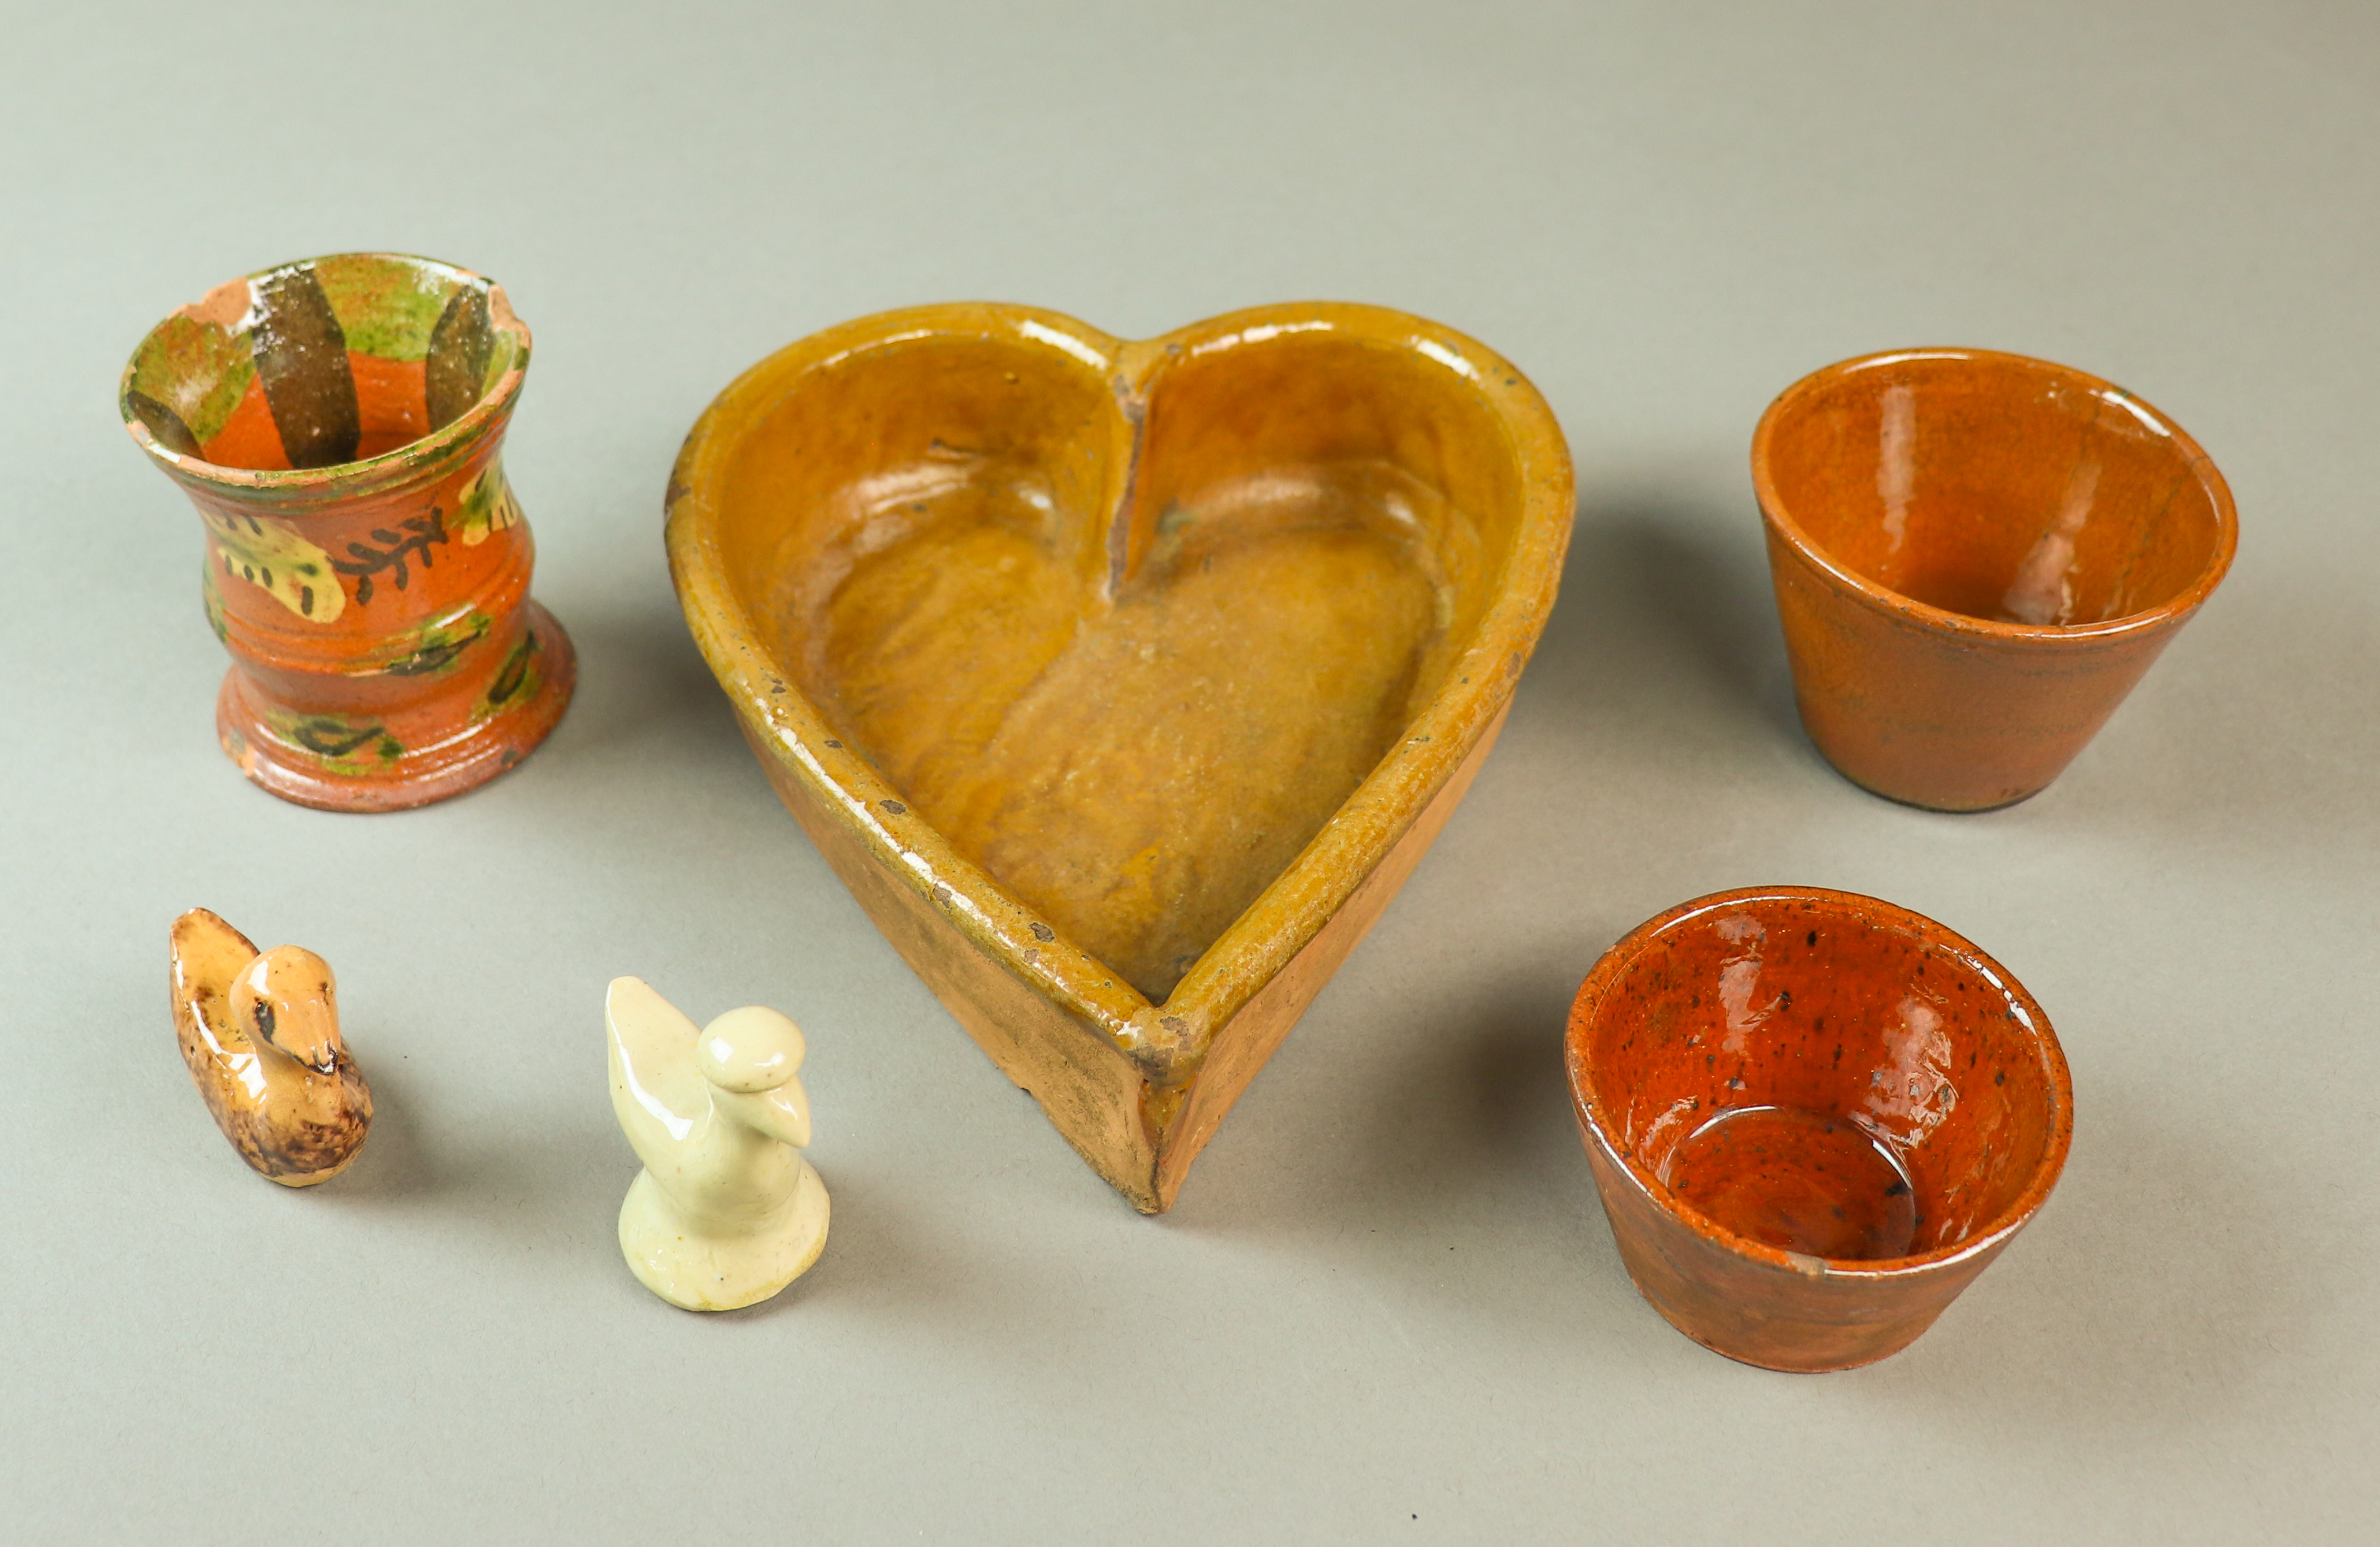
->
[216, 601, 578, 812]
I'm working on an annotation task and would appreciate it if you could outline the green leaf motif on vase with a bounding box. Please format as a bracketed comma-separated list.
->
[201, 567, 230, 644]
[455, 461, 522, 546]
[275, 713, 399, 764]
[478, 629, 543, 716]
[373, 610, 493, 677]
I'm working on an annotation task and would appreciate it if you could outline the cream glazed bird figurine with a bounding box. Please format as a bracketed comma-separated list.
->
[168, 908, 372, 1184]
[607, 976, 830, 1311]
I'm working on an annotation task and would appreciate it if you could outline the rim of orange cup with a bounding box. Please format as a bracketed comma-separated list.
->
[1564, 886, 2075, 1281]
[1751, 347, 2239, 648]
[118, 251, 532, 499]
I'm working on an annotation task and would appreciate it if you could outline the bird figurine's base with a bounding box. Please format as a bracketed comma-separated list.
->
[618, 1160, 831, 1312]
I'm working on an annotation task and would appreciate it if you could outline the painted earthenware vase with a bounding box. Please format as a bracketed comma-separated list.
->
[1752, 348, 2237, 812]
[120, 253, 575, 810]
[669, 303, 1573, 1212]
[1566, 887, 2073, 1372]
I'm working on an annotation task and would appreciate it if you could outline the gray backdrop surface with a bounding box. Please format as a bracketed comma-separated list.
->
[3, 2, 2374, 1541]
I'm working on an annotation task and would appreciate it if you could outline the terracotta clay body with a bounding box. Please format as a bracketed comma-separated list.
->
[169, 909, 372, 1184]
[607, 978, 830, 1311]
[1753, 349, 2237, 810]
[668, 303, 1573, 1211]
[121, 254, 575, 810]
[1565, 887, 2073, 1371]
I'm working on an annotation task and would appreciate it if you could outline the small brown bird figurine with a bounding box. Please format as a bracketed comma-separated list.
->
[169, 908, 372, 1184]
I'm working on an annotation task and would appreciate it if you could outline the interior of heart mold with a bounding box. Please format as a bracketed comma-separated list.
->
[725, 326, 1523, 1004]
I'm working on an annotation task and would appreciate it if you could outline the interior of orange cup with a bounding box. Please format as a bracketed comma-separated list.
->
[707, 318, 1531, 1005]
[1576, 892, 2065, 1262]
[1759, 351, 2230, 627]
[121, 254, 525, 474]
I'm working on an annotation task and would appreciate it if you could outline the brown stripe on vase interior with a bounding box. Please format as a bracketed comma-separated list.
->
[251, 265, 362, 468]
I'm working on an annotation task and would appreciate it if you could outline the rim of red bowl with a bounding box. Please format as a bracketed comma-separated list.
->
[1750, 347, 2239, 646]
[1564, 885, 2076, 1280]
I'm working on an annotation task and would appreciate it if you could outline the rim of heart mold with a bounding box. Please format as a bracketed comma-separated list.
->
[667, 302, 1574, 1211]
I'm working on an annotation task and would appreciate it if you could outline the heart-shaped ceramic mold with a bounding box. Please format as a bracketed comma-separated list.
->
[668, 303, 1572, 1211]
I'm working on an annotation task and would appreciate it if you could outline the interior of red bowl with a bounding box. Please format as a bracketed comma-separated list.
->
[1759, 351, 2229, 627]
[1575, 891, 2065, 1262]
[121, 254, 524, 473]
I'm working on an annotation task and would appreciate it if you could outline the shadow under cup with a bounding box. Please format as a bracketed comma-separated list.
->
[1565, 887, 2073, 1372]
[1753, 349, 2237, 810]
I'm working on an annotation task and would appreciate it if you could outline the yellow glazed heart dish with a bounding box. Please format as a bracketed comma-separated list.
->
[667, 303, 1573, 1211]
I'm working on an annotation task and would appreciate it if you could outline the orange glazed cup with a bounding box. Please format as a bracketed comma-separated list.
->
[1752, 349, 2237, 811]
[121, 253, 575, 811]
[1566, 887, 2073, 1372]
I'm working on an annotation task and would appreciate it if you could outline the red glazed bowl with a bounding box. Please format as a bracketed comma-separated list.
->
[1753, 348, 2237, 811]
[1565, 887, 2073, 1371]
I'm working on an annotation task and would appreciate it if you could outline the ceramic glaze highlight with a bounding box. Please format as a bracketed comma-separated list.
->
[1753, 349, 2236, 810]
[669, 303, 1573, 1211]
[1565, 887, 2073, 1372]
[121, 253, 575, 810]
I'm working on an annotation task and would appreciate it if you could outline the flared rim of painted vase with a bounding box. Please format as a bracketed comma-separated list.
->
[118, 251, 532, 497]
[1751, 347, 2238, 647]
[1565, 885, 2075, 1283]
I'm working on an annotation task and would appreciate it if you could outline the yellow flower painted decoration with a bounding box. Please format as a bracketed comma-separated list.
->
[455, 461, 521, 545]
[202, 510, 344, 622]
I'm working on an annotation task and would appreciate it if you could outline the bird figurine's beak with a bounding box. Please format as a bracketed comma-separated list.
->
[718, 1079, 812, 1150]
